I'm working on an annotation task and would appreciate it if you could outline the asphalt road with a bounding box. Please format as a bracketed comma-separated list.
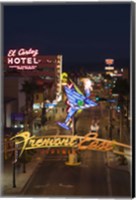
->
[22, 104, 131, 197]
[22, 151, 131, 198]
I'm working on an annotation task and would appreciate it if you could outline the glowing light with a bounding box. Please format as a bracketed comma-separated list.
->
[105, 59, 114, 65]
[7, 48, 40, 70]
[105, 66, 114, 70]
[45, 102, 57, 109]
[81, 78, 93, 91]
[57, 81, 97, 130]
[115, 74, 123, 77]
[77, 100, 84, 106]
[33, 103, 41, 109]
[9, 65, 37, 70]
[10, 131, 131, 159]
[80, 78, 93, 97]
[61, 72, 68, 84]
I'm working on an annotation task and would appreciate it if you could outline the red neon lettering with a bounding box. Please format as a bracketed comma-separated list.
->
[7, 57, 14, 64]
[21, 57, 27, 64]
[16, 66, 37, 70]
[27, 57, 32, 64]
[7, 57, 40, 65]
[33, 57, 40, 64]
[8, 65, 37, 70]
[7, 49, 16, 57]
[18, 48, 39, 57]
[14, 57, 21, 64]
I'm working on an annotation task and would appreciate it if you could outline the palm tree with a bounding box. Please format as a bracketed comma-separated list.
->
[20, 79, 39, 132]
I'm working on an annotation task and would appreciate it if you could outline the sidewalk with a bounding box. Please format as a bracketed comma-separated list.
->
[2, 151, 44, 196]
[106, 151, 130, 173]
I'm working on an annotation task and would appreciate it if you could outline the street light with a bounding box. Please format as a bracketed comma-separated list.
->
[109, 104, 113, 140]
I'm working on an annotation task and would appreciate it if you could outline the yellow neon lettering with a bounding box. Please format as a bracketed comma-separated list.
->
[10, 131, 131, 158]
[96, 141, 113, 151]
[69, 136, 78, 147]
[35, 139, 44, 147]
[28, 139, 36, 147]
[42, 138, 52, 146]
[88, 140, 99, 150]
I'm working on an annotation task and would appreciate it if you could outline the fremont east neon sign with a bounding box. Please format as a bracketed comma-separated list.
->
[10, 132, 131, 157]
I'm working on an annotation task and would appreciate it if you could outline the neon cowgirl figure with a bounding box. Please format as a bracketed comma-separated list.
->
[57, 82, 97, 130]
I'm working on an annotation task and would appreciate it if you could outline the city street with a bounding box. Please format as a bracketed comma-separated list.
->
[75, 102, 130, 144]
[21, 105, 131, 197]
[22, 151, 130, 197]
[2, 100, 131, 197]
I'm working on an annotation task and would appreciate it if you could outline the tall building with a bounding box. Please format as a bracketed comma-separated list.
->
[104, 59, 115, 76]
[4, 49, 63, 128]
[4, 53, 63, 100]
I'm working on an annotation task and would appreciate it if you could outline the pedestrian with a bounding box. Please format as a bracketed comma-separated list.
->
[90, 122, 97, 132]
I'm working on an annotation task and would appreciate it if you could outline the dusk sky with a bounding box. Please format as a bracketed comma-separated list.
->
[4, 3, 131, 71]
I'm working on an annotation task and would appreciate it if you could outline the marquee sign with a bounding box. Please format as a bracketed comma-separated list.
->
[7, 48, 41, 70]
[105, 59, 114, 65]
[10, 131, 131, 158]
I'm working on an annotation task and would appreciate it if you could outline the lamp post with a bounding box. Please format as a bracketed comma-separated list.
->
[12, 143, 18, 188]
[71, 116, 75, 135]
[109, 104, 112, 140]
[12, 161, 16, 188]
[23, 151, 26, 173]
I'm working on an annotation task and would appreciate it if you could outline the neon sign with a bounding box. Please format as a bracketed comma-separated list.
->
[57, 81, 97, 130]
[7, 48, 41, 70]
[10, 131, 131, 158]
[61, 72, 68, 85]
[80, 78, 93, 97]
[105, 59, 114, 65]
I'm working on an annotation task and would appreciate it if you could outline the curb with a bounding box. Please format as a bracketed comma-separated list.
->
[105, 153, 130, 173]
[105, 161, 130, 173]
[2, 153, 44, 196]
[21, 160, 42, 195]
[105, 152, 130, 173]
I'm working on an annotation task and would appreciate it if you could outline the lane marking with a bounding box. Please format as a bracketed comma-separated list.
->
[34, 184, 50, 188]
[59, 183, 74, 188]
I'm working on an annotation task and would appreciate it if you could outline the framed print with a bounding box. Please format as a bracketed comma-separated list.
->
[0, 1, 135, 199]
